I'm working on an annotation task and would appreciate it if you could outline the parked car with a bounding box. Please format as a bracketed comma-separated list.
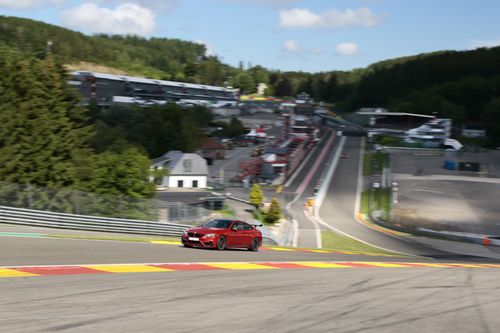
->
[181, 219, 262, 251]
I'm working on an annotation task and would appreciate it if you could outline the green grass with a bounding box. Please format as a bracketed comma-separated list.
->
[216, 205, 235, 218]
[360, 191, 370, 214]
[360, 188, 391, 220]
[363, 151, 389, 176]
[321, 230, 401, 256]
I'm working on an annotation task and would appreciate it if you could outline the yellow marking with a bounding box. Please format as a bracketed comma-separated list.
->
[358, 262, 412, 268]
[206, 263, 277, 270]
[0, 268, 39, 277]
[405, 263, 454, 268]
[293, 262, 352, 268]
[85, 265, 173, 273]
[267, 247, 296, 252]
[307, 250, 331, 253]
[446, 263, 487, 268]
[481, 264, 500, 268]
[150, 240, 182, 245]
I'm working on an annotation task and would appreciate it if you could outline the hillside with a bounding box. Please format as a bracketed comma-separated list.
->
[2, 15, 500, 144]
[0, 15, 224, 83]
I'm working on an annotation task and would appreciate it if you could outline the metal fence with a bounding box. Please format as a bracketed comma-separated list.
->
[0, 205, 190, 236]
[0, 182, 211, 223]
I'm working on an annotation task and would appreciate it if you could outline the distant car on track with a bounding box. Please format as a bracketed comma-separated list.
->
[181, 219, 262, 251]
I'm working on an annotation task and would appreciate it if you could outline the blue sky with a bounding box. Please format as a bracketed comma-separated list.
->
[1, 0, 500, 72]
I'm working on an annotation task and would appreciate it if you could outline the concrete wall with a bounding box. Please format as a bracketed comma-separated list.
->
[164, 176, 207, 188]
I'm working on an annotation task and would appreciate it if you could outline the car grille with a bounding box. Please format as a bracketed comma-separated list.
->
[188, 232, 204, 237]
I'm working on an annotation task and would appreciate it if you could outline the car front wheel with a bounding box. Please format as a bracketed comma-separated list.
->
[216, 236, 226, 251]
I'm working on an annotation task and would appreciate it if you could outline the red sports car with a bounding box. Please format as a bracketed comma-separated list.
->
[181, 219, 262, 251]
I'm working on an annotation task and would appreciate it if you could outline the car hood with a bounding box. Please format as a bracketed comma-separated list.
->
[187, 227, 225, 234]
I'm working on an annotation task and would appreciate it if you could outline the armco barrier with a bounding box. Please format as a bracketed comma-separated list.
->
[369, 212, 500, 247]
[0, 205, 278, 245]
[0, 205, 190, 236]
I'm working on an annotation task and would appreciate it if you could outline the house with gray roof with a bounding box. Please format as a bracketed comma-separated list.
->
[151, 151, 208, 188]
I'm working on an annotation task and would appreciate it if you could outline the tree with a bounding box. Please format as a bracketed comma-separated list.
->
[274, 76, 293, 97]
[482, 97, 500, 145]
[265, 197, 281, 224]
[86, 147, 155, 198]
[233, 72, 255, 94]
[0, 53, 91, 189]
[223, 116, 246, 137]
[249, 183, 264, 209]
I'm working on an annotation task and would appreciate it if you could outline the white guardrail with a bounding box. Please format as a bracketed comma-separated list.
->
[0, 205, 190, 236]
[0, 205, 279, 245]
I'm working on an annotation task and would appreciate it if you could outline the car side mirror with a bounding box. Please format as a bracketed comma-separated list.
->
[232, 226, 238, 231]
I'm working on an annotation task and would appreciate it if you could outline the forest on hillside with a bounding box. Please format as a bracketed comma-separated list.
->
[0, 42, 222, 219]
[1, 16, 500, 144]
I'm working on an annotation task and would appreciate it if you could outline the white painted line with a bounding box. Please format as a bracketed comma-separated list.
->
[303, 209, 322, 248]
[284, 130, 331, 188]
[311, 137, 412, 256]
[354, 137, 365, 215]
[286, 131, 336, 248]
[314, 136, 346, 209]
[296, 133, 336, 195]
[292, 219, 299, 247]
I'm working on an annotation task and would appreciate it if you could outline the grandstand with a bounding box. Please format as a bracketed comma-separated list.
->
[69, 71, 240, 106]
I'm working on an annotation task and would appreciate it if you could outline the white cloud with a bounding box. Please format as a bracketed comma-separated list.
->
[279, 7, 382, 29]
[0, 0, 63, 10]
[283, 40, 302, 53]
[61, 3, 155, 36]
[195, 39, 215, 56]
[336, 42, 360, 55]
[469, 39, 500, 49]
[95, 0, 179, 12]
[279, 8, 321, 28]
[224, 0, 298, 7]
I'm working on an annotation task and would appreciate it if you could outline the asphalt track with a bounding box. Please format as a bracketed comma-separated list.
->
[0, 234, 407, 266]
[317, 136, 500, 260]
[3, 131, 500, 332]
[2, 203, 500, 333]
[285, 130, 341, 248]
[3, 265, 500, 333]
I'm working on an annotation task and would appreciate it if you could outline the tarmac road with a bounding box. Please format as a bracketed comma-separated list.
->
[0, 234, 411, 266]
[318, 136, 500, 260]
[2, 266, 500, 333]
[285, 130, 341, 248]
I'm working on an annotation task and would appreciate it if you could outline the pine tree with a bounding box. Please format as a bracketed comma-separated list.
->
[249, 183, 264, 209]
[265, 197, 281, 224]
[0, 51, 92, 209]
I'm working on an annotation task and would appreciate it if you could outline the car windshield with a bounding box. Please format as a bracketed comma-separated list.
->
[202, 220, 232, 229]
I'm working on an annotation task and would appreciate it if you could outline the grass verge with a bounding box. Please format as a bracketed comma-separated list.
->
[321, 230, 401, 256]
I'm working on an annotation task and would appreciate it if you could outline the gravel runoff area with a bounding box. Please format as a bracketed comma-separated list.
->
[390, 150, 500, 235]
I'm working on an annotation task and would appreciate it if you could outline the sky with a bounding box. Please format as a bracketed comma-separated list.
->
[1, 0, 500, 72]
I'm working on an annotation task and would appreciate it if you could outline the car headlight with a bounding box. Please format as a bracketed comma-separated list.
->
[182, 230, 188, 235]
[204, 233, 216, 238]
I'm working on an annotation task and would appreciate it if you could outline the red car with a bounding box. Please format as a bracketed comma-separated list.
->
[181, 219, 262, 251]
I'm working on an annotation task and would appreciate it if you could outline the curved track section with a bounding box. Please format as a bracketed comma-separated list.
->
[318, 136, 500, 260]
